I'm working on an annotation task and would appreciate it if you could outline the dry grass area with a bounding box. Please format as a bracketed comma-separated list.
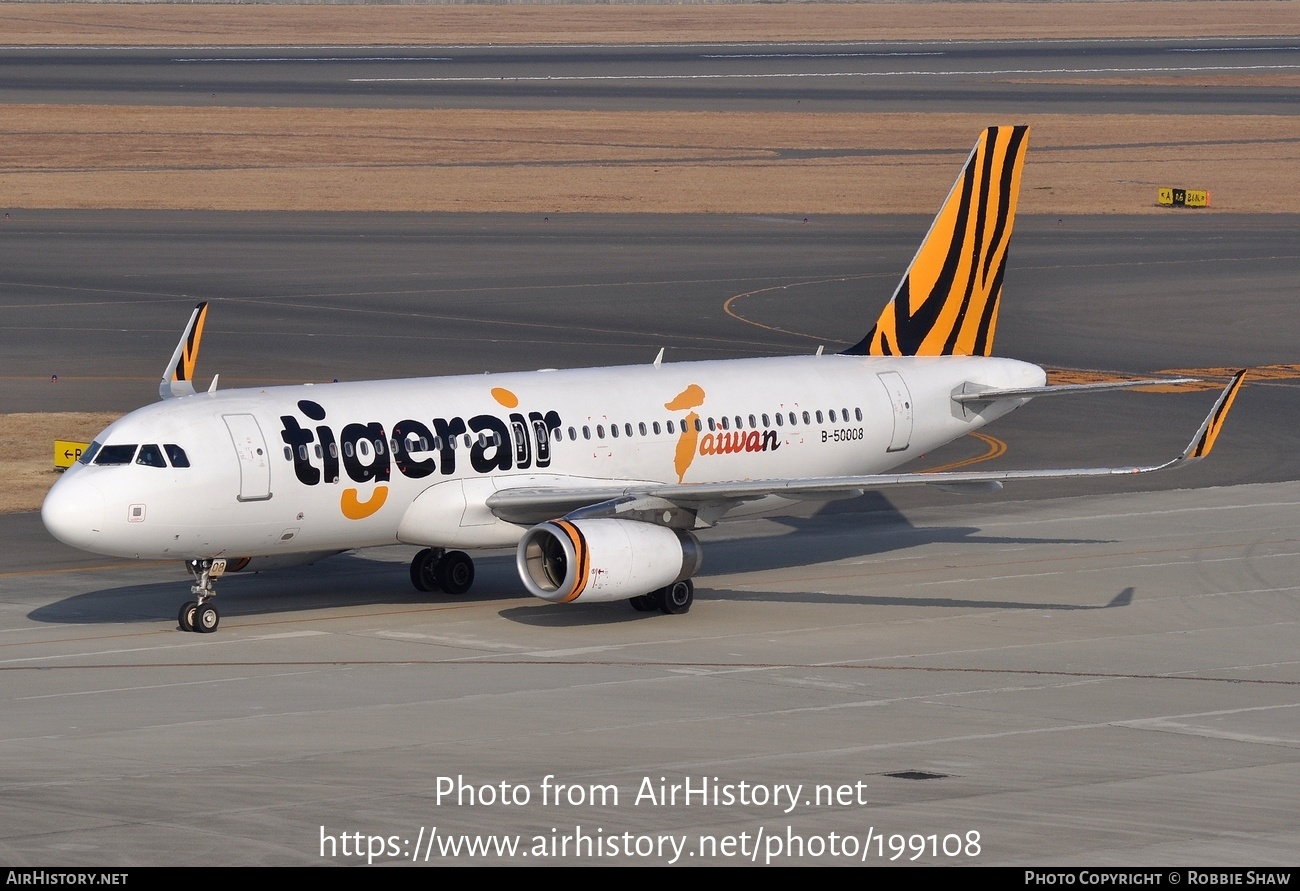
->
[0, 413, 120, 513]
[2, 2, 1297, 46]
[5, 107, 1297, 213]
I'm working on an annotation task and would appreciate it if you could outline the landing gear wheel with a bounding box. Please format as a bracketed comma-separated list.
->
[435, 551, 475, 596]
[193, 603, 220, 633]
[178, 601, 197, 632]
[410, 547, 443, 593]
[657, 579, 694, 615]
[629, 594, 658, 612]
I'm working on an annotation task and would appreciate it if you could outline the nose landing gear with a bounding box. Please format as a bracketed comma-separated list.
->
[179, 558, 226, 632]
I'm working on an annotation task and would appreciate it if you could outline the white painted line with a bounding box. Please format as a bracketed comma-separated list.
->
[351, 64, 1300, 84]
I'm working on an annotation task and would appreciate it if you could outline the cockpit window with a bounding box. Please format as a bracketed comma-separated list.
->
[136, 444, 166, 467]
[164, 444, 191, 467]
[78, 441, 103, 465]
[94, 444, 138, 465]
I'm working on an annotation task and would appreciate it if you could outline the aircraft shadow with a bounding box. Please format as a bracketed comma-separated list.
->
[28, 494, 1116, 627]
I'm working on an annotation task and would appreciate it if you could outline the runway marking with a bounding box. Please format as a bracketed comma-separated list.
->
[351, 64, 1300, 84]
[174, 56, 451, 63]
[3, 659, 1295, 687]
[920, 432, 1006, 473]
[701, 51, 945, 59]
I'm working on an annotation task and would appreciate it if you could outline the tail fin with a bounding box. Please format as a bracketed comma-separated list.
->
[843, 125, 1029, 358]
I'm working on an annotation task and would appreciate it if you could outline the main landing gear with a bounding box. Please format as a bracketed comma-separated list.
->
[629, 579, 694, 615]
[179, 557, 226, 633]
[409, 548, 476, 596]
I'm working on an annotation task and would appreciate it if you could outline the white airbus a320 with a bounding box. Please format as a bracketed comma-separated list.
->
[41, 126, 1244, 632]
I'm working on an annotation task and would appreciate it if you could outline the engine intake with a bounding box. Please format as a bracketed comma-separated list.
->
[516, 519, 701, 603]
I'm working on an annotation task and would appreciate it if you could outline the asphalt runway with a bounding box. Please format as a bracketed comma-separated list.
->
[2, 38, 1298, 112]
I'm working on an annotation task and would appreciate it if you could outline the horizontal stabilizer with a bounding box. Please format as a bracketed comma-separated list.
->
[953, 377, 1199, 404]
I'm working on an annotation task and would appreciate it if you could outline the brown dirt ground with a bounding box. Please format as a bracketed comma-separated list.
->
[1, 413, 121, 513]
[4, 108, 1297, 214]
[1, 2, 1297, 46]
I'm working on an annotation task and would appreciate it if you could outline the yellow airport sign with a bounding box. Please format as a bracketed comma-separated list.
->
[1158, 187, 1210, 207]
[54, 440, 90, 470]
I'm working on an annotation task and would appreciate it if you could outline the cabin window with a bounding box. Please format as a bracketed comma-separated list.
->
[298, 445, 309, 461]
[736, 416, 744, 429]
[316, 444, 325, 459]
[788, 412, 797, 425]
[330, 442, 339, 458]
[828, 409, 837, 423]
[666, 420, 675, 434]
[94, 444, 138, 465]
[611, 424, 620, 439]
[762, 414, 770, 427]
[583, 426, 591, 440]
[749, 414, 757, 428]
[720, 416, 729, 430]
[774, 413, 783, 427]
[708, 417, 716, 431]
[652, 421, 661, 435]
[136, 444, 166, 468]
[694, 418, 703, 432]
[625, 423, 633, 437]
[802, 411, 811, 425]
[816, 410, 824, 424]
[164, 444, 190, 468]
[855, 407, 863, 421]
[597, 425, 605, 439]
[568, 426, 577, 441]
[283, 446, 292, 461]
[343, 442, 354, 458]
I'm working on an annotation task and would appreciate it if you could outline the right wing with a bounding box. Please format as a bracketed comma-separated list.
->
[487, 371, 1246, 528]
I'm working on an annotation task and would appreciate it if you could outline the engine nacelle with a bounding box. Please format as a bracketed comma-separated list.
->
[516, 519, 702, 604]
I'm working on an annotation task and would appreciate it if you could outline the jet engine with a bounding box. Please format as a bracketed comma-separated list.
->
[516, 519, 701, 604]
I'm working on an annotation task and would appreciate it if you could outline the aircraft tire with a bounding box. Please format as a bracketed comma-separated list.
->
[194, 603, 220, 633]
[410, 548, 441, 592]
[178, 601, 197, 632]
[658, 580, 694, 615]
[436, 551, 475, 596]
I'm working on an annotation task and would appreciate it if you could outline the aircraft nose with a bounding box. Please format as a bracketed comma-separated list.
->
[42, 473, 106, 552]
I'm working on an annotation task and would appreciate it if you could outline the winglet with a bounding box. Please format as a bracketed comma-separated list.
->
[844, 125, 1030, 358]
[1178, 370, 1246, 463]
[159, 302, 208, 400]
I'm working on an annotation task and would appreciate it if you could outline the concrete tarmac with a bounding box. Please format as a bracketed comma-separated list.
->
[1, 481, 1297, 865]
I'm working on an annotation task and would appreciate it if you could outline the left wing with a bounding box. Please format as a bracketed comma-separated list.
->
[487, 370, 1245, 528]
